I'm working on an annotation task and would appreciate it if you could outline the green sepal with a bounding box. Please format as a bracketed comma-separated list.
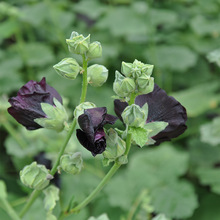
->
[129, 126, 149, 147]
[87, 64, 108, 87]
[34, 98, 68, 132]
[53, 58, 80, 80]
[144, 121, 168, 139]
[43, 185, 60, 211]
[87, 41, 102, 60]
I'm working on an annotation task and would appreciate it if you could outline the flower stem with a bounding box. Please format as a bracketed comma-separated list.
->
[19, 190, 41, 218]
[80, 55, 88, 104]
[2, 121, 27, 149]
[69, 162, 121, 214]
[19, 54, 89, 218]
[128, 92, 136, 105]
[0, 198, 21, 220]
[50, 118, 77, 176]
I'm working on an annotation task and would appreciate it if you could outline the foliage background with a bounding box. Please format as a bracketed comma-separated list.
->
[0, 0, 220, 219]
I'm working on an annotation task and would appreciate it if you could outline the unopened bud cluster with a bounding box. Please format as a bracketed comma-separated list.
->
[113, 59, 154, 98]
[53, 31, 108, 87]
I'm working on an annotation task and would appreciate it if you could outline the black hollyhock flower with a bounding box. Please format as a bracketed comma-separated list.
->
[8, 77, 62, 130]
[114, 84, 187, 144]
[76, 107, 117, 156]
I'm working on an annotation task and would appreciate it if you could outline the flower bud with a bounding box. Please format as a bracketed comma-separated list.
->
[121, 61, 133, 77]
[113, 71, 135, 97]
[103, 128, 126, 161]
[131, 59, 154, 78]
[34, 98, 68, 132]
[53, 58, 80, 80]
[66, 31, 90, 55]
[60, 152, 83, 175]
[86, 41, 102, 60]
[137, 75, 154, 94]
[20, 162, 50, 190]
[74, 102, 96, 119]
[122, 104, 147, 127]
[87, 64, 108, 87]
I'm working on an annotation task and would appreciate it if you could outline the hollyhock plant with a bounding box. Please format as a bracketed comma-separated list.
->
[114, 84, 187, 144]
[8, 77, 66, 131]
[76, 107, 117, 156]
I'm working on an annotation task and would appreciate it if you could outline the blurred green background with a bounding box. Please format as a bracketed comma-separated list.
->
[0, 0, 220, 219]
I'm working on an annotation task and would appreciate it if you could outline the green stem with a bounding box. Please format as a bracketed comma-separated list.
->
[50, 118, 77, 175]
[69, 162, 121, 214]
[19, 190, 41, 218]
[128, 92, 136, 105]
[124, 132, 132, 156]
[19, 53, 89, 218]
[80, 55, 88, 104]
[2, 121, 27, 149]
[0, 198, 21, 220]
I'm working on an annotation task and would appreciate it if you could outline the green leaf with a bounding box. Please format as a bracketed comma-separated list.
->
[152, 214, 170, 220]
[207, 48, 220, 66]
[196, 167, 220, 195]
[171, 81, 220, 117]
[105, 144, 189, 211]
[146, 45, 197, 72]
[200, 117, 220, 146]
[23, 43, 55, 66]
[0, 180, 7, 199]
[151, 180, 198, 219]
[190, 15, 220, 36]
[88, 213, 109, 220]
[74, 0, 107, 20]
[43, 185, 59, 211]
[129, 127, 148, 147]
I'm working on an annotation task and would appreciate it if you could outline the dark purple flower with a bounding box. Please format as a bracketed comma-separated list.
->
[114, 84, 187, 144]
[8, 77, 62, 130]
[76, 107, 117, 156]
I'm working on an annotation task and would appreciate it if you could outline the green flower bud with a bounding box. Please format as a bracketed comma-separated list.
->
[74, 102, 96, 119]
[122, 104, 147, 128]
[87, 64, 108, 87]
[121, 61, 133, 77]
[34, 98, 68, 132]
[121, 60, 154, 80]
[137, 75, 154, 94]
[20, 162, 50, 190]
[113, 71, 136, 97]
[60, 152, 83, 175]
[66, 31, 90, 55]
[103, 128, 126, 160]
[87, 41, 102, 60]
[53, 58, 80, 80]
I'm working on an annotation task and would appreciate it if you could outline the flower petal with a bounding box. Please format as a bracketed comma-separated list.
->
[78, 113, 94, 143]
[76, 129, 106, 156]
[8, 77, 63, 130]
[84, 107, 107, 129]
[135, 84, 187, 143]
[114, 99, 128, 121]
